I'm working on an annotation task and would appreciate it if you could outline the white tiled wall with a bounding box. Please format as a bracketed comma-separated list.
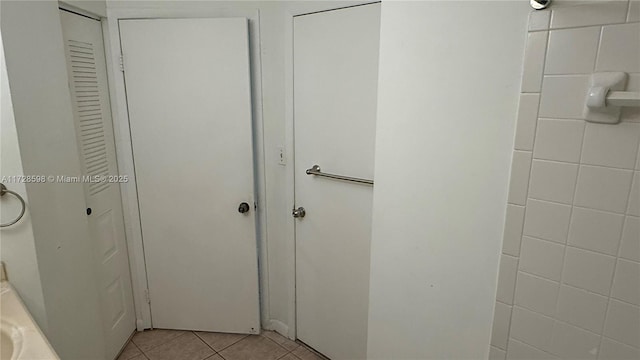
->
[490, 2, 640, 359]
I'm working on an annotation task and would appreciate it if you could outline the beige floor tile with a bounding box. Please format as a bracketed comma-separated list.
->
[262, 330, 299, 351]
[204, 355, 224, 360]
[129, 355, 148, 360]
[118, 341, 142, 360]
[292, 345, 328, 360]
[132, 329, 187, 352]
[278, 354, 299, 360]
[194, 331, 248, 351]
[218, 335, 288, 360]
[144, 332, 214, 360]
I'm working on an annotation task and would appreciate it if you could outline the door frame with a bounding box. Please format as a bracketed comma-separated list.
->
[284, 1, 381, 341]
[102, 7, 268, 331]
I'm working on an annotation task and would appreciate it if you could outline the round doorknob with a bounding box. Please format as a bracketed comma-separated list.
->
[292, 207, 306, 218]
[238, 202, 250, 214]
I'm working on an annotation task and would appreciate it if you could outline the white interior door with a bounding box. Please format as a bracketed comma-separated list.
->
[60, 10, 136, 360]
[293, 4, 380, 360]
[119, 18, 260, 333]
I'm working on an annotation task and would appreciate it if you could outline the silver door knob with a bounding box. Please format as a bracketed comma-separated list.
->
[292, 207, 306, 218]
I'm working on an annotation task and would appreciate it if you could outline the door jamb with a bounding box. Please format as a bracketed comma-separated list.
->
[102, 16, 152, 331]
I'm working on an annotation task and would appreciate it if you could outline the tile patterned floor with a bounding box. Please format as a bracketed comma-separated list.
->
[117, 329, 329, 360]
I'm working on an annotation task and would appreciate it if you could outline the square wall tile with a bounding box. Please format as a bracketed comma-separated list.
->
[562, 246, 616, 296]
[548, 321, 600, 360]
[503, 205, 525, 257]
[497, 254, 519, 304]
[581, 122, 640, 169]
[533, 119, 585, 163]
[528, 160, 578, 204]
[619, 216, 640, 262]
[508, 151, 532, 206]
[514, 272, 559, 317]
[491, 301, 512, 350]
[523, 199, 572, 243]
[545, 27, 600, 75]
[621, 74, 640, 123]
[574, 165, 634, 214]
[519, 236, 565, 281]
[596, 23, 640, 73]
[514, 94, 540, 151]
[556, 285, 608, 334]
[567, 207, 624, 256]
[539, 76, 590, 119]
[489, 346, 506, 360]
[510, 306, 554, 351]
[507, 339, 558, 360]
[599, 338, 640, 360]
[628, 172, 639, 216]
[604, 300, 640, 348]
[550, 2, 628, 29]
[521, 31, 548, 93]
[611, 258, 640, 306]
[529, 10, 551, 31]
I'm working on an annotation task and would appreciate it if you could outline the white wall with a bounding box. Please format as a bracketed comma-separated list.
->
[0, 34, 48, 331]
[1, 1, 107, 358]
[490, 2, 640, 359]
[367, 1, 529, 358]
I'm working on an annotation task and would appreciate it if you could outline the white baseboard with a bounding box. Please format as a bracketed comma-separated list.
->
[266, 319, 292, 340]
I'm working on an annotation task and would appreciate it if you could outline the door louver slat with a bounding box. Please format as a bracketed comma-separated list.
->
[67, 40, 110, 196]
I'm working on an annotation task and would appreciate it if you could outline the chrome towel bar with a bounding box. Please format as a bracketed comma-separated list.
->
[1, 183, 26, 228]
[305, 165, 373, 186]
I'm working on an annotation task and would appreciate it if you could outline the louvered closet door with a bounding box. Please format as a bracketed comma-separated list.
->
[60, 10, 136, 360]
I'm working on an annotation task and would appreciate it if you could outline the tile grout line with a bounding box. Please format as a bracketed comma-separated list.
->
[513, 303, 601, 338]
[516, 266, 640, 308]
[133, 330, 189, 354]
[529, 155, 640, 173]
[522, 230, 637, 261]
[528, 20, 640, 33]
[527, 195, 631, 216]
[544, 89, 590, 356]
[502, 23, 550, 356]
[509, 334, 563, 359]
[261, 330, 298, 352]
[125, 340, 144, 360]
[190, 331, 220, 358]
[595, 151, 640, 352]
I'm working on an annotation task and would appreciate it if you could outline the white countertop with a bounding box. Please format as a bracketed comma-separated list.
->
[1, 281, 59, 360]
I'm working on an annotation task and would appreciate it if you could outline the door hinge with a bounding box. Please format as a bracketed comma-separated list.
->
[144, 289, 151, 304]
[119, 54, 125, 72]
